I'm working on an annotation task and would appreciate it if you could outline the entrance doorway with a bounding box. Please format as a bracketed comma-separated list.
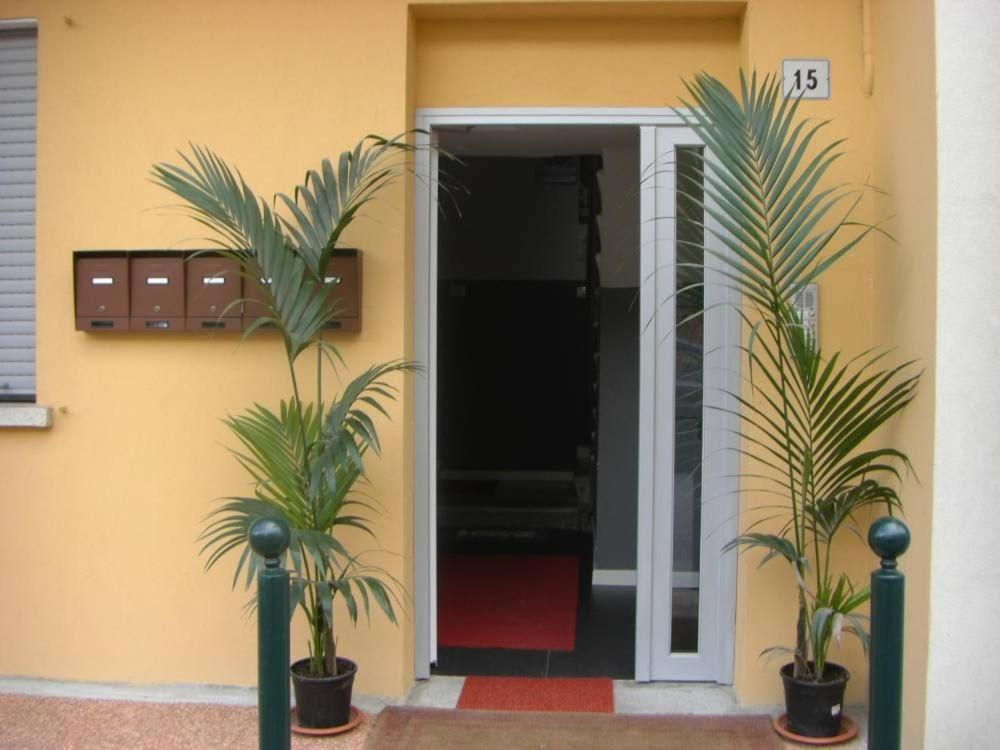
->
[434, 127, 639, 679]
[413, 109, 740, 685]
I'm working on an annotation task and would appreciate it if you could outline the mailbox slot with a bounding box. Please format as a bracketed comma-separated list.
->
[185, 257, 242, 331]
[130, 255, 184, 331]
[75, 255, 129, 331]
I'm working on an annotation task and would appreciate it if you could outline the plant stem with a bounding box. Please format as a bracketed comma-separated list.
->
[301, 550, 324, 676]
[317, 334, 323, 408]
[772, 317, 810, 677]
[324, 605, 336, 676]
[745, 125, 810, 677]
[289, 351, 329, 675]
[797, 587, 811, 677]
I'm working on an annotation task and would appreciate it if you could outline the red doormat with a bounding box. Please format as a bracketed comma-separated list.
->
[438, 554, 579, 650]
[457, 676, 614, 713]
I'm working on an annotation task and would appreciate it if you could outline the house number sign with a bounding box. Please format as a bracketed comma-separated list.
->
[782, 59, 830, 100]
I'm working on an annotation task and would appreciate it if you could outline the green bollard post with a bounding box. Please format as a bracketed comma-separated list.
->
[248, 518, 291, 750]
[867, 516, 910, 750]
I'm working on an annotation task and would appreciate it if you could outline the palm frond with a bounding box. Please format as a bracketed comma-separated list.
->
[676, 71, 920, 680]
[278, 133, 421, 277]
[153, 136, 423, 362]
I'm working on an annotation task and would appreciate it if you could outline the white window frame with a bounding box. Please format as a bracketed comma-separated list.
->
[0, 18, 48, 428]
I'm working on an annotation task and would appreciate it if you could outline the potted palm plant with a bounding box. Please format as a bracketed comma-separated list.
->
[674, 72, 920, 739]
[151, 135, 419, 730]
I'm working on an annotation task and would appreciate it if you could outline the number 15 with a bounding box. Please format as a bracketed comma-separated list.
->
[793, 69, 819, 91]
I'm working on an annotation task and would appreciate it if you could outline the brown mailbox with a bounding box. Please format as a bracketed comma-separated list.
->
[130, 255, 185, 331]
[321, 249, 361, 331]
[75, 254, 130, 331]
[241, 250, 361, 332]
[185, 257, 242, 331]
[241, 274, 272, 328]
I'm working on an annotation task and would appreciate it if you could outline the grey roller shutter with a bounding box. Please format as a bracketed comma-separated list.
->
[0, 29, 36, 400]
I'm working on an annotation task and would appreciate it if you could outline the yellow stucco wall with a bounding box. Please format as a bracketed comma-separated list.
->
[870, 1, 937, 747]
[0, 0, 417, 697]
[414, 14, 742, 106]
[0, 0, 935, 718]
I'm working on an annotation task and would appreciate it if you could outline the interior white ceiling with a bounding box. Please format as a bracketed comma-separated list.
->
[437, 124, 638, 157]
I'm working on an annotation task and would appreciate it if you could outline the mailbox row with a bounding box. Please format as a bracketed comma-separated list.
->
[73, 250, 361, 333]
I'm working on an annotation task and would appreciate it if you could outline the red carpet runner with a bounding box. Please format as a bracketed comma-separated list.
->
[437, 554, 579, 650]
[457, 676, 614, 713]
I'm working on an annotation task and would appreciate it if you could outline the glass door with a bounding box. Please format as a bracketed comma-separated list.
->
[635, 125, 738, 682]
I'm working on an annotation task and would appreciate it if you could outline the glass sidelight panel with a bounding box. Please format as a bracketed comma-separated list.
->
[670, 146, 705, 653]
[640, 123, 736, 682]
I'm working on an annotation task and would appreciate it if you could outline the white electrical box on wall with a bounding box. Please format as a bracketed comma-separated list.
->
[792, 284, 819, 344]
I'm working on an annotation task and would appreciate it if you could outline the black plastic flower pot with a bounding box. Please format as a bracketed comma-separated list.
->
[780, 662, 849, 738]
[290, 657, 357, 729]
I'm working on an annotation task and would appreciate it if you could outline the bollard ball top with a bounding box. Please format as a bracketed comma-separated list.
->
[248, 517, 291, 559]
[868, 516, 910, 560]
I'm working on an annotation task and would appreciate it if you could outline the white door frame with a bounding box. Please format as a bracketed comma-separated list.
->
[412, 107, 739, 683]
[639, 124, 741, 681]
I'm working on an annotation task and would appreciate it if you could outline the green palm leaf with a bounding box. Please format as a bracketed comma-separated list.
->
[278, 133, 420, 278]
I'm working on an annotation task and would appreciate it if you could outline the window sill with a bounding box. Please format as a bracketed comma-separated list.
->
[0, 404, 53, 429]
